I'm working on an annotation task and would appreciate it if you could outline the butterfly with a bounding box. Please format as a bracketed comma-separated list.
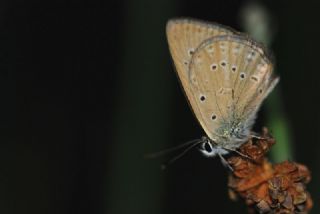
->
[166, 18, 279, 163]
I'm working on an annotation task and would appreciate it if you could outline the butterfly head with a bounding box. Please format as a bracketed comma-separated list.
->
[199, 121, 251, 157]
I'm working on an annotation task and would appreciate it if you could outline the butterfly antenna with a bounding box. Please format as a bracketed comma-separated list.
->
[144, 139, 201, 159]
[161, 140, 204, 170]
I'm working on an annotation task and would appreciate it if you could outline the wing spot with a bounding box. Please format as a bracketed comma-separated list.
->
[200, 95, 206, 102]
[259, 89, 263, 94]
[251, 76, 259, 82]
[240, 72, 246, 79]
[211, 63, 217, 71]
[211, 114, 217, 120]
[188, 48, 195, 56]
[183, 61, 188, 65]
[231, 66, 237, 72]
[220, 61, 227, 67]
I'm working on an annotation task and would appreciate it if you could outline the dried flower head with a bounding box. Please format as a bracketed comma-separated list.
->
[228, 128, 312, 214]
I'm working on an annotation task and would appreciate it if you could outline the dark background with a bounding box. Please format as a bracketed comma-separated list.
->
[4, 0, 319, 213]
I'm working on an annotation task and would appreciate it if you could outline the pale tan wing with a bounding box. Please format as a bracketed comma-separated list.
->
[166, 18, 234, 138]
[187, 35, 238, 140]
[187, 35, 278, 140]
[222, 35, 279, 125]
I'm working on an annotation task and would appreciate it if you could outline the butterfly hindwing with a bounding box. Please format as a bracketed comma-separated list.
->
[188, 35, 278, 141]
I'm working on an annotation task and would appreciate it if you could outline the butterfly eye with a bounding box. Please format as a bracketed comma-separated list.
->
[203, 142, 213, 153]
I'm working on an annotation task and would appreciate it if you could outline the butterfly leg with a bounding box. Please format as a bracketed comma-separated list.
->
[250, 131, 269, 140]
[222, 149, 252, 160]
[217, 153, 234, 172]
[225, 148, 252, 160]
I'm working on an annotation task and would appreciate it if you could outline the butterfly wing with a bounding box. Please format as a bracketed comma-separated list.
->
[188, 34, 278, 141]
[166, 18, 234, 137]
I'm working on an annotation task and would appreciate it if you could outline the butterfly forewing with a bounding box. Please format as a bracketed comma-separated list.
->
[166, 19, 234, 136]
